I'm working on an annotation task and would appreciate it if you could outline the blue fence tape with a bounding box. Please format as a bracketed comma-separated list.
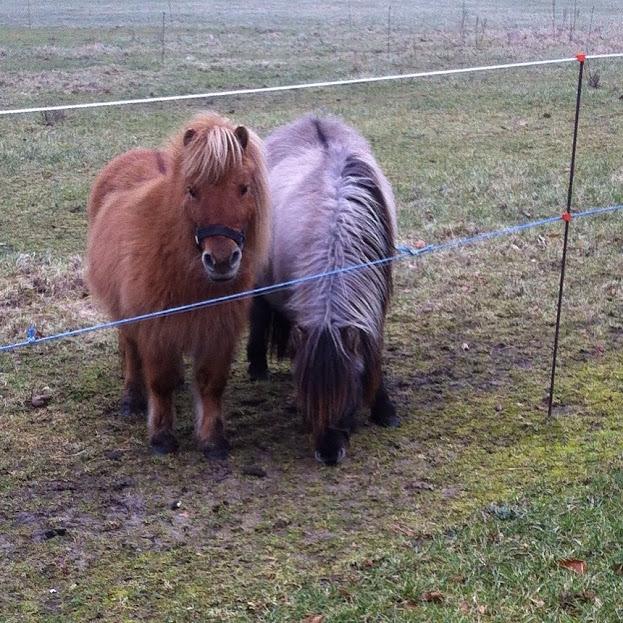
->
[1, 204, 621, 354]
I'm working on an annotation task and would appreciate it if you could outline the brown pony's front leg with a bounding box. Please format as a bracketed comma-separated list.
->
[194, 347, 234, 460]
[119, 332, 146, 417]
[142, 348, 182, 454]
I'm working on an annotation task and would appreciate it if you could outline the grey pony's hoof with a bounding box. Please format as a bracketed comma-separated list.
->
[248, 363, 269, 381]
[150, 431, 179, 455]
[371, 403, 400, 428]
[372, 413, 401, 428]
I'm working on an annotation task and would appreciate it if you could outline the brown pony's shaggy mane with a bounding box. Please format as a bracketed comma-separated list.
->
[180, 124, 242, 185]
[170, 112, 271, 267]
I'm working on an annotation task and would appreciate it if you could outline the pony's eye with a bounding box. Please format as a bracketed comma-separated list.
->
[239, 184, 249, 196]
[187, 186, 198, 199]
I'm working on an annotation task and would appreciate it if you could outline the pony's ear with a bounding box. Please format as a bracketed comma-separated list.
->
[183, 128, 196, 146]
[234, 126, 249, 150]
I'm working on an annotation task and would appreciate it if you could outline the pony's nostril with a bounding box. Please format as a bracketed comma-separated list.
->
[230, 249, 241, 267]
[202, 252, 214, 268]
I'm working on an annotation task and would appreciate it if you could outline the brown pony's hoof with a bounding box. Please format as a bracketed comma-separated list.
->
[371, 402, 400, 428]
[121, 397, 146, 417]
[121, 388, 146, 417]
[202, 438, 230, 461]
[150, 431, 179, 455]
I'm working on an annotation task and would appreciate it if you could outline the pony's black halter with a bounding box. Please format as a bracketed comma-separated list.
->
[194, 225, 245, 251]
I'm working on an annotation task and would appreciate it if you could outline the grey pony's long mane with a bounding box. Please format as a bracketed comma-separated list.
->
[267, 115, 396, 352]
[264, 115, 397, 435]
[296, 148, 394, 343]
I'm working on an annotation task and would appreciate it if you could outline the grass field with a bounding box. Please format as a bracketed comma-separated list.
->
[1, 1, 622, 621]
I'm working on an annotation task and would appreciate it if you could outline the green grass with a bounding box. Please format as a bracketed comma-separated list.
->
[1, 351, 621, 621]
[1, 2, 623, 621]
[261, 469, 623, 622]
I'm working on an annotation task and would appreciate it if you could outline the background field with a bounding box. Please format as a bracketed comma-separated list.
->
[1, 1, 622, 621]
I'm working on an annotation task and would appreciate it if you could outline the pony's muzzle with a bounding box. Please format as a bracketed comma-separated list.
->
[315, 446, 346, 466]
[201, 247, 242, 281]
[314, 429, 349, 466]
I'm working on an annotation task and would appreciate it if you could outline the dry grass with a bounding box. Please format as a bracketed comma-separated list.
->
[0, 254, 97, 341]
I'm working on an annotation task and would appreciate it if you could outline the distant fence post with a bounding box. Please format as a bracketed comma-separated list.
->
[161, 11, 166, 65]
[387, 5, 392, 62]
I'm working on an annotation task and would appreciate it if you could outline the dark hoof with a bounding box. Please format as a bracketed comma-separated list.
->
[150, 431, 179, 455]
[371, 402, 400, 428]
[202, 437, 231, 461]
[121, 391, 146, 417]
[315, 430, 349, 466]
[248, 363, 269, 381]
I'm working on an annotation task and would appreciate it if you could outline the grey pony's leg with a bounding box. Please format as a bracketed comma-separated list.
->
[370, 376, 400, 428]
[247, 296, 272, 381]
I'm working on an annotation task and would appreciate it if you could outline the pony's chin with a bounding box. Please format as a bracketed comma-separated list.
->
[205, 271, 238, 283]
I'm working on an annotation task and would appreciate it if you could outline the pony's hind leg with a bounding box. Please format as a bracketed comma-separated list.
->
[119, 332, 146, 417]
[247, 296, 271, 380]
[142, 349, 182, 454]
[369, 376, 400, 428]
[194, 347, 235, 460]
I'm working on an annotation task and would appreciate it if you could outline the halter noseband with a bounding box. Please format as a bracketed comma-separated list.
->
[194, 225, 245, 251]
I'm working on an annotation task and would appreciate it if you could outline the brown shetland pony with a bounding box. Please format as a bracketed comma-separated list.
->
[87, 112, 270, 459]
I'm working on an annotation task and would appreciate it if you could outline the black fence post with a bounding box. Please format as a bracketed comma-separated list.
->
[547, 52, 586, 418]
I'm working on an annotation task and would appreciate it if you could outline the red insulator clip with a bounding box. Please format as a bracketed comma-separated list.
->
[561, 212, 572, 222]
[576, 52, 586, 63]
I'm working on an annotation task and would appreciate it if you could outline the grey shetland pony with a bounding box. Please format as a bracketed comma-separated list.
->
[247, 115, 399, 465]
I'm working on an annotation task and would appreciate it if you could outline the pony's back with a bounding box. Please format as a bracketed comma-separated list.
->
[87, 148, 171, 222]
[264, 115, 397, 333]
[266, 115, 371, 169]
